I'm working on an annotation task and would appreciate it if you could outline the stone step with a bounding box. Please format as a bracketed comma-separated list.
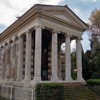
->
[64, 82, 83, 86]
[64, 85, 100, 100]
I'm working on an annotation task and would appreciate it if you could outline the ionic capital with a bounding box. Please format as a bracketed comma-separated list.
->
[51, 29, 60, 34]
[77, 37, 83, 40]
[64, 34, 71, 37]
[25, 30, 32, 35]
[4, 42, 8, 46]
[0, 45, 3, 48]
[34, 25, 42, 30]
[18, 34, 23, 39]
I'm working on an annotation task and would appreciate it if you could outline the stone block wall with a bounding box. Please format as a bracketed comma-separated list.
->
[0, 86, 11, 99]
[13, 87, 33, 100]
[0, 85, 35, 100]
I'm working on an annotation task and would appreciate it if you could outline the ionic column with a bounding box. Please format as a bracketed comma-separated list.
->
[2, 46, 6, 81]
[65, 34, 72, 82]
[7, 44, 11, 81]
[17, 35, 24, 81]
[10, 41, 15, 81]
[5, 44, 8, 81]
[8, 42, 12, 81]
[51, 30, 59, 82]
[1, 46, 6, 81]
[5, 43, 10, 81]
[14, 39, 19, 81]
[0, 46, 2, 80]
[33, 26, 42, 82]
[24, 31, 32, 81]
[0, 46, 3, 81]
[76, 38, 85, 83]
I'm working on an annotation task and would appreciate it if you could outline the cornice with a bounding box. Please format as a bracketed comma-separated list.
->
[0, 10, 40, 42]
[38, 4, 88, 29]
[64, 6, 88, 29]
[39, 10, 85, 31]
[0, 4, 88, 42]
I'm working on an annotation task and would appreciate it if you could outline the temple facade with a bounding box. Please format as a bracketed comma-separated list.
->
[0, 4, 88, 100]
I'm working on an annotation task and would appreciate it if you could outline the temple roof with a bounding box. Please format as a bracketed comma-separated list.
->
[0, 4, 88, 41]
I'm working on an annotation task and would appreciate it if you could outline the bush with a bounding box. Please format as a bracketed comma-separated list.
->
[91, 72, 100, 79]
[0, 97, 9, 100]
[89, 85, 100, 98]
[87, 79, 100, 85]
[35, 83, 64, 100]
[87, 79, 100, 98]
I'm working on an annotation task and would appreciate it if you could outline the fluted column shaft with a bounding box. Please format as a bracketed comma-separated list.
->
[17, 36, 24, 81]
[0, 47, 4, 80]
[51, 31, 59, 82]
[24, 31, 32, 81]
[5, 44, 9, 81]
[76, 38, 85, 83]
[65, 35, 72, 81]
[33, 26, 42, 82]
[0, 47, 2, 80]
[10, 43, 14, 81]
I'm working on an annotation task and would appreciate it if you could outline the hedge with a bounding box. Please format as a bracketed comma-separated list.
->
[87, 79, 100, 98]
[86, 79, 100, 85]
[0, 97, 9, 100]
[35, 83, 64, 100]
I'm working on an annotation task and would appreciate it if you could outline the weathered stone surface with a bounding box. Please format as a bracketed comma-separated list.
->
[14, 87, 32, 100]
[0, 4, 87, 100]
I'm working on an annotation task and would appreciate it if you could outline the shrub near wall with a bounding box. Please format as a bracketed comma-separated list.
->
[35, 83, 64, 100]
[87, 79, 100, 85]
[0, 97, 9, 100]
[87, 79, 100, 98]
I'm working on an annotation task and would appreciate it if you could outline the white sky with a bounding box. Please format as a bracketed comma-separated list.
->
[0, 0, 63, 26]
[0, 0, 91, 52]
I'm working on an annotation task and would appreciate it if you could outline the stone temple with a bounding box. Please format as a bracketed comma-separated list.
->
[0, 4, 88, 100]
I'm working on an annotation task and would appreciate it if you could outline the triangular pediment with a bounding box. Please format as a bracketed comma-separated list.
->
[0, 4, 88, 41]
[39, 5, 88, 30]
[53, 14, 72, 22]
[51, 13, 80, 27]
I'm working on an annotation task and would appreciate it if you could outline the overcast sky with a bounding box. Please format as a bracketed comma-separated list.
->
[0, 0, 100, 52]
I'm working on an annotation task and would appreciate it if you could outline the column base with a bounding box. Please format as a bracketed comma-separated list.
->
[16, 77, 23, 81]
[3, 81, 15, 86]
[16, 79, 22, 82]
[24, 76, 31, 81]
[65, 77, 73, 82]
[10, 78, 14, 82]
[23, 78, 31, 81]
[30, 77, 41, 87]
[0, 80, 5, 85]
[51, 77, 60, 82]
[14, 81, 24, 87]
[31, 77, 41, 83]
[20, 80, 31, 87]
[77, 77, 86, 85]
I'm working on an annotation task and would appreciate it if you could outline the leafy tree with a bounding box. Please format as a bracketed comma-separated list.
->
[82, 50, 92, 80]
[88, 9, 100, 79]
[89, 9, 100, 54]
